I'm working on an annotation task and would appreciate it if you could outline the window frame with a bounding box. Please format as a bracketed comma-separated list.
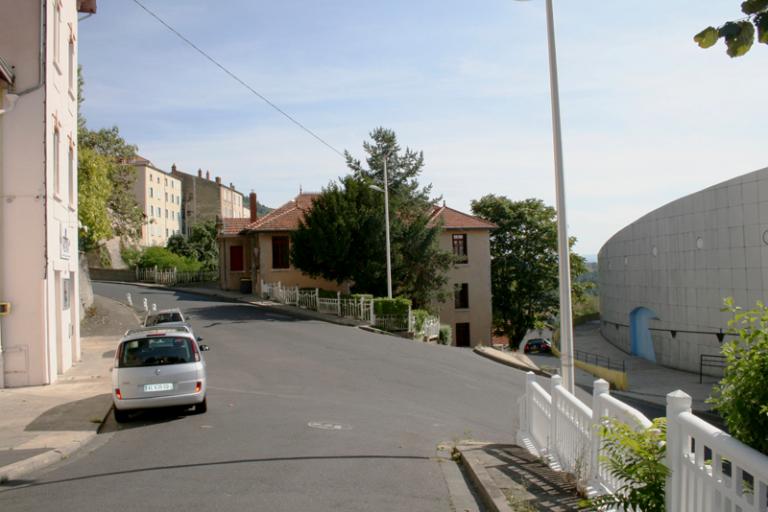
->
[454, 283, 469, 309]
[272, 236, 290, 269]
[452, 233, 468, 264]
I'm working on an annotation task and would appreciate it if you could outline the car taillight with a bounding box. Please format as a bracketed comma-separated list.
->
[115, 388, 123, 400]
[191, 341, 200, 362]
[195, 381, 202, 393]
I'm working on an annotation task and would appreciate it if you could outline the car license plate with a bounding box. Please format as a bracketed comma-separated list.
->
[144, 383, 173, 392]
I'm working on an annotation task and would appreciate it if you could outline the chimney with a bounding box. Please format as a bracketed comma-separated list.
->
[197, 168, 202, 178]
[215, 176, 221, 185]
[230, 182, 234, 189]
[249, 192, 258, 222]
[171, 163, 177, 173]
[205, 170, 210, 180]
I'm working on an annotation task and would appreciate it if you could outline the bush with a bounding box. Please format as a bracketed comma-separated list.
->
[708, 298, 768, 455]
[438, 325, 452, 345]
[374, 297, 411, 317]
[584, 417, 668, 512]
[411, 309, 430, 332]
[137, 246, 202, 272]
[121, 244, 142, 268]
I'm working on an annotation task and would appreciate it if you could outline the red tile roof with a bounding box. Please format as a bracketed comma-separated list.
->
[221, 194, 494, 235]
[220, 217, 252, 236]
[428, 205, 496, 230]
[244, 193, 319, 232]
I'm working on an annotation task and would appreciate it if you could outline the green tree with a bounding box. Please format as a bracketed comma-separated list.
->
[694, 1, 768, 57]
[166, 232, 193, 258]
[471, 195, 589, 348]
[77, 146, 113, 251]
[187, 221, 219, 271]
[708, 298, 768, 455]
[292, 128, 452, 307]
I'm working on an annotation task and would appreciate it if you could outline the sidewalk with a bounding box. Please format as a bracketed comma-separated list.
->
[0, 295, 138, 483]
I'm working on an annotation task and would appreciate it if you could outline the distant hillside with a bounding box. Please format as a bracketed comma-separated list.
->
[256, 203, 272, 216]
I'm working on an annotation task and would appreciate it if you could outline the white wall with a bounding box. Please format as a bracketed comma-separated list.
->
[599, 167, 768, 373]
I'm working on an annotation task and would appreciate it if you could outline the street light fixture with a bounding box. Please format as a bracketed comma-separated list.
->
[517, 0, 575, 392]
[368, 154, 393, 299]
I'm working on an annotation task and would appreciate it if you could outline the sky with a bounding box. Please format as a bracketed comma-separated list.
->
[78, 1, 768, 257]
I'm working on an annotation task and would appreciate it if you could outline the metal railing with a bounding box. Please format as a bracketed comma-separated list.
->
[574, 348, 627, 372]
[135, 266, 217, 286]
[699, 354, 726, 383]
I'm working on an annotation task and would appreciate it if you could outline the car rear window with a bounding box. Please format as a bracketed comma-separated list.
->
[117, 336, 198, 367]
[145, 312, 183, 326]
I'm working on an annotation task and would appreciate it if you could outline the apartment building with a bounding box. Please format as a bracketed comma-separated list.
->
[0, 0, 96, 387]
[129, 156, 182, 246]
[171, 165, 248, 234]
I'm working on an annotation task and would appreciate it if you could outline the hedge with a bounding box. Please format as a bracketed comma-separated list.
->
[373, 297, 411, 317]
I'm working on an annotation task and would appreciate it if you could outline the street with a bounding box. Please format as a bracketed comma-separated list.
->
[0, 283, 526, 511]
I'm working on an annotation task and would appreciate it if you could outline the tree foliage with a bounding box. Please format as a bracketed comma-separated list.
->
[585, 417, 668, 512]
[77, 146, 113, 251]
[708, 298, 768, 455]
[471, 195, 589, 348]
[166, 221, 219, 271]
[292, 128, 452, 308]
[694, 1, 768, 57]
[137, 246, 202, 272]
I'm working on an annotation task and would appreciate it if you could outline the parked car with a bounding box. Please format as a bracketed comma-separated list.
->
[523, 338, 552, 354]
[124, 324, 193, 337]
[144, 308, 185, 327]
[112, 328, 209, 422]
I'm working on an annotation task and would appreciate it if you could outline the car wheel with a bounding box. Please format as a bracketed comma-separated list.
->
[195, 397, 207, 414]
[114, 407, 130, 423]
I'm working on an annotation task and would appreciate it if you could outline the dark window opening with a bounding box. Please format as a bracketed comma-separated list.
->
[456, 323, 471, 347]
[454, 283, 469, 309]
[272, 236, 290, 269]
[452, 233, 468, 263]
[230, 245, 244, 272]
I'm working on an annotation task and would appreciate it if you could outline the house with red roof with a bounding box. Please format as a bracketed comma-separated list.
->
[219, 193, 494, 347]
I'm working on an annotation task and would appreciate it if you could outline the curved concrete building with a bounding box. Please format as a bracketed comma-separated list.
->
[598, 167, 768, 373]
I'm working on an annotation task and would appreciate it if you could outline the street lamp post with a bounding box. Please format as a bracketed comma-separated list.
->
[522, 0, 575, 392]
[382, 156, 393, 299]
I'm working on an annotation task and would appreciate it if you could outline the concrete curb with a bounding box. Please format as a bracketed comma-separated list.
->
[455, 445, 513, 512]
[473, 346, 549, 377]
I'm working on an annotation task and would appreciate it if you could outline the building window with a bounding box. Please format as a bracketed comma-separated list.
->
[455, 323, 470, 347]
[454, 283, 469, 309]
[68, 140, 74, 205]
[150, 187, 153, 198]
[53, 128, 61, 196]
[53, 1, 61, 68]
[165, 178, 168, 186]
[272, 236, 289, 269]
[230, 245, 244, 272]
[165, 192, 168, 201]
[62, 278, 71, 310]
[165, 228, 169, 237]
[452, 234, 468, 263]
[67, 30, 75, 94]
[150, 205, 154, 216]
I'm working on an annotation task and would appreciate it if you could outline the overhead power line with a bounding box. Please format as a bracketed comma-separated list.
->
[131, 0, 345, 159]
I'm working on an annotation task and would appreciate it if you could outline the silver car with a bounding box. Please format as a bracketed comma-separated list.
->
[112, 328, 209, 422]
[143, 308, 185, 327]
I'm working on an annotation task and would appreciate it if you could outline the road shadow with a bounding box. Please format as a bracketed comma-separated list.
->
[25, 394, 112, 432]
[0, 453, 430, 490]
[98, 407, 193, 433]
[184, 304, 305, 326]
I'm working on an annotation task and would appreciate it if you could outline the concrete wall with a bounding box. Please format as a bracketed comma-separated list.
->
[437, 229, 493, 347]
[255, 232, 347, 293]
[0, 0, 81, 386]
[599, 167, 768, 373]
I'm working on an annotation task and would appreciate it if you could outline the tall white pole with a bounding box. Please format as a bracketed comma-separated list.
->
[544, 0, 575, 393]
[383, 156, 393, 299]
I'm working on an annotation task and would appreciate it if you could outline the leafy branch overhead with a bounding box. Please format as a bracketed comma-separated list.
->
[694, 0, 768, 57]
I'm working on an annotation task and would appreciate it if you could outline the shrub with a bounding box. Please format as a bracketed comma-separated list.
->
[438, 325, 452, 345]
[137, 246, 202, 272]
[374, 297, 411, 317]
[585, 417, 668, 512]
[121, 245, 142, 268]
[411, 309, 430, 332]
[708, 298, 768, 455]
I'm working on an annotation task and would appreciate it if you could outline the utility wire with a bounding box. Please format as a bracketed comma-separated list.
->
[131, 0, 345, 159]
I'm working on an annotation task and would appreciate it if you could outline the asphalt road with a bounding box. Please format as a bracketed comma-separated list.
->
[0, 283, 529, 511]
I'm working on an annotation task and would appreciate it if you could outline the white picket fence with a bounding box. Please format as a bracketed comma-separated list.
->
[260, 281, 440, 338]
[262, 281, 375, 324]
[136, 266, 217, 286]
[517, 372, 768, 510]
